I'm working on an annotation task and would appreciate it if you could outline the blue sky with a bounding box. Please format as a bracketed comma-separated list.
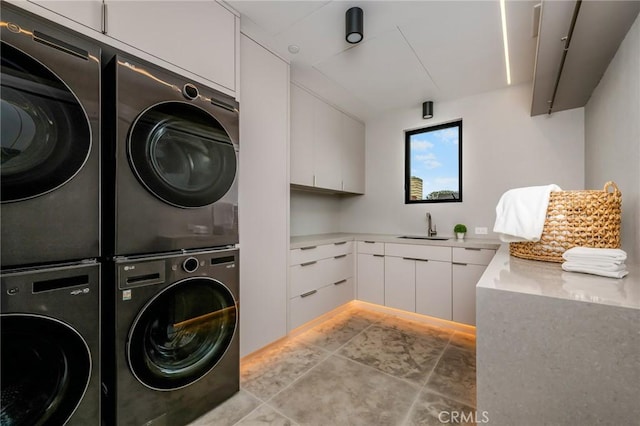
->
[409, 126, 459, 199]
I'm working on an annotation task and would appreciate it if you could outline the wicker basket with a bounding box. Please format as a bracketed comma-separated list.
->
[509, 181, 621, 263]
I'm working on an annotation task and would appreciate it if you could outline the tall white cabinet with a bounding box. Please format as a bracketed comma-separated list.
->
[239, 35, 289, 357]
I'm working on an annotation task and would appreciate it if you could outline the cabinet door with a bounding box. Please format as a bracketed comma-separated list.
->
[290, 84, 315, 186]
[29, 0, 104, 32]
[313, 98, 343, 191]
[452, 263, 486, 326]
[238, 35, 289, 356]
[357, 254, 384, 305]
[105, 0, 236, 91]
[415, 260, 452, 320]
[341, 114, 365, 194]
[384, 257, 415, 312]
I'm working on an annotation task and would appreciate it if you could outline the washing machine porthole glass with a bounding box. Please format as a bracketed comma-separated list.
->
[128, 102, 237, 208]
[127, 277, 237, 391]
[0, 42, 92, 203]
[0, 314, 92, 425]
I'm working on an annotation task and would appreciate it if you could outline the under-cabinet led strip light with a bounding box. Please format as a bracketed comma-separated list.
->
[500, 0, 512, 85]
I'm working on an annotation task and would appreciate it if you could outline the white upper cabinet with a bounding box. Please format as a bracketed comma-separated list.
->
[313, 97, 343, 191]
[25, 0, 238, 95]
[29, 0, 104, 32]
[290, 82, 365, 194]
[105, 1, 236, 92]
[290, 83, 315, 187]
[341, 115, 365, 194]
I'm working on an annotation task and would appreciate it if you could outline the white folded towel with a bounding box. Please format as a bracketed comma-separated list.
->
[562, 262, 627, 272]
[561, 262, 629, 279]
[493, 184, 562, 243]
[562, 247, 627, 263]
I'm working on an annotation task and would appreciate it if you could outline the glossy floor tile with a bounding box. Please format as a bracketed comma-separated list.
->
[189, 306, 477, 426]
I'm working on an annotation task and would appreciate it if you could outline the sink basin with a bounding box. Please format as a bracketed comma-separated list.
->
[398, 235, 450, 241]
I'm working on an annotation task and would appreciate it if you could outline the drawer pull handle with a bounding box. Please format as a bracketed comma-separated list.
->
[300, 246, 317, 251]
[464, 248, 482, 251]
[300, 261, 317, 267]
[334, 241, 347, 246]
[334, 279, 347, 286]
[300, 290, 317, 298]
[334, 254, 347, 259]
[453, 262, 468, 266]
[402, 257, 427, 262]
[373, 254, 385, 258]
[364, 241, 375, 244]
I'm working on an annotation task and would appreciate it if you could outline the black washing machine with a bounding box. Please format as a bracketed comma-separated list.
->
[0, 5, 101, 268]
[104, 54, 239, 257]
[0, 261, 101, 425]
[102, 248, 239, 425]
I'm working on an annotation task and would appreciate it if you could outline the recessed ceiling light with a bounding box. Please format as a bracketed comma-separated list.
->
[288, 45, 300, 54]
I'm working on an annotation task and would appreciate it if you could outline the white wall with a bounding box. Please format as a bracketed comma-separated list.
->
[340, 83, 585, 238]
[290, 190, 342, 236]
[585, 15, 640, 263]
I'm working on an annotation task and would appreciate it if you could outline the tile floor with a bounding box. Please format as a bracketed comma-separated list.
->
[190, 306, 477, 426]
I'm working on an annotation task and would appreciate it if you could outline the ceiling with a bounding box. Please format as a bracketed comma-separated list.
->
[227, 0, 539, 121]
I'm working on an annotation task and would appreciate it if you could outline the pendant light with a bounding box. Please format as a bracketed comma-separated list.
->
[346, 7, 363, 44]
[422, 101, 434, 119]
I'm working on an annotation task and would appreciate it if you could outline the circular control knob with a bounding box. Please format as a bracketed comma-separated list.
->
[182, 83, 199, 100]
[182, 257, 199, 273]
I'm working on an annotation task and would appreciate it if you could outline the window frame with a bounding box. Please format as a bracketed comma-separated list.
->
[404, 119, 463, 204]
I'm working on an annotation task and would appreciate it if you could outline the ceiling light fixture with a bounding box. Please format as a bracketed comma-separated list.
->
[422, 101, 434, 119]
[288, 44, 300, 54]
[345, 7, 363, 44]
[500, 0, 512, 85]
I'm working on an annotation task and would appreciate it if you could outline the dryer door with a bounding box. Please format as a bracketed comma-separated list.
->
[0, 41, 92, 202]
[0, 314, 92, 425]
[127, 277, 237, 390]
[128, 102, 237, 208]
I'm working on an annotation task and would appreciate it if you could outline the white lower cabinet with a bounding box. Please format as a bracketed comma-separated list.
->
[451, 247, 496, 326]
[357, 253, 385, 305]
[452, 263, 486, 326]
[289, 241, 355, 330]
[384, 256, 416, 312]
[416, 259, 452, 320]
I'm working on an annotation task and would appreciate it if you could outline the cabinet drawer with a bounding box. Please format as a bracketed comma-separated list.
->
[290, 254, 353, 297]
[290, 286, 331, 330]
[452, 247, 496, 265]
[357, 240, 384, 255]
[289, 279, 353, 330]
[290, 241, 353, 265]
[385, 243, 451, 262]
[327, 253, 354, 285]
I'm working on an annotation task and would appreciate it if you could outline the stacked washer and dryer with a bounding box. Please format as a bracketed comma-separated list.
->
[100, 52, 240, 425]
[0, 5, 101, 425]
[1, 4, 241, 426]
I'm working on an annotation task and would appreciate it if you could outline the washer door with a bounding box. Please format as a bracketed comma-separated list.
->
[0, 314, 92, 425]
[127, 277, 237, 391]
[128, 102, 237, 208]
[0, 42, 91, 203]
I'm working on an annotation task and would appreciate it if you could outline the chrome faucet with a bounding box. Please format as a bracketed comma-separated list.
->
[426, 212, 437, 237]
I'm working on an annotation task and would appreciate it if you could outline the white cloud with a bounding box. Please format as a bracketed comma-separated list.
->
[415, 153, 441, 169]
[435, 128, 459, 145]
[411, 140, 434, 151]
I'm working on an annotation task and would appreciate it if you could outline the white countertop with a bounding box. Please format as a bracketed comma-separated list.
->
[290, 232, 501, 250]
[478, 244, 640, 310]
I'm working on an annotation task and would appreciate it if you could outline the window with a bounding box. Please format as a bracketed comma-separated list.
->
[405, 120, 462, 204]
